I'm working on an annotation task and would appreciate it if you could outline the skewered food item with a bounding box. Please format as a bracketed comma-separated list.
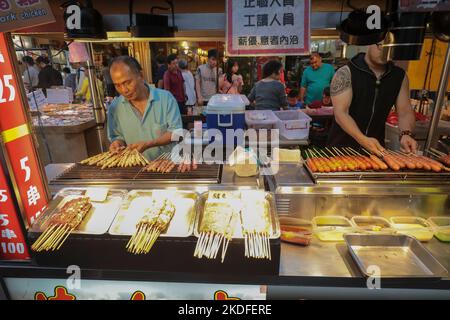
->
[241, 191, 272, 260]
[31, 197, 92, 252]
[427, 150, 450, 167]
[347, 148, 382, 170]
[305, 147, 447, 174]
[126, 198, 176, 254]
[439, 154, 450, 167]
[144, 153, 198, 173]
[80, 149, 149, 169]
[194, 192, 239, 262]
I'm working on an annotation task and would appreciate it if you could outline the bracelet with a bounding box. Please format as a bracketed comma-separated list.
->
[399, 130, 414, 141]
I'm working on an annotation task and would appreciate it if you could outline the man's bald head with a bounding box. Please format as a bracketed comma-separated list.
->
[110, 55, 143, 75]
[109, 55, 146, 101]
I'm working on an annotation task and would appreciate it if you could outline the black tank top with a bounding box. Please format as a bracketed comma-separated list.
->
[327, 53, 405, 147]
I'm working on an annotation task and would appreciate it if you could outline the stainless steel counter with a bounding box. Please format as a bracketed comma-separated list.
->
[42, 162, 450, 289]
[280, 238, 450, 279]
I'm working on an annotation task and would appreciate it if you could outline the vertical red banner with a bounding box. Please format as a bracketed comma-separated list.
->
[0, 164, 30, 260]
[0, 32, 48, 226]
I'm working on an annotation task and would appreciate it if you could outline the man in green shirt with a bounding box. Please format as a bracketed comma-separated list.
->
[107, 56, 183, 160]
[300, 53, 335, 105]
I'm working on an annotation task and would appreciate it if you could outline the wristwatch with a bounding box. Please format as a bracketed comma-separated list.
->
[399, 130, 414, 141]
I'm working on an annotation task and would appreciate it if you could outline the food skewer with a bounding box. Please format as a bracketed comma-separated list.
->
[126, 198, 176, 254]
[31, 197, 92, 252]
[361, 149, 389, 170]
[342, 148, 369, 170]
[347, 148, 380, 170]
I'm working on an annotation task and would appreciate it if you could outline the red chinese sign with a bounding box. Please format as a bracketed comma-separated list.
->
[0, 163, 30, 260]
[0, 32, 48, 226]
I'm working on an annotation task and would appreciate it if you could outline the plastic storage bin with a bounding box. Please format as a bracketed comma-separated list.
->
[351, 216, 396, 235]
[274, 110, 312, 140]
[428, 216, 450, 242]
[206, 94, 246, 145]
[312, 216, 355, 242]
[390, 216, 434, 242]
[245, 110, 279, 129]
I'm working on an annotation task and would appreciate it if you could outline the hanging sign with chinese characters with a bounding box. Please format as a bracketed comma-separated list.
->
[0, 33, 48, 226]
[226, 0, 310, 56]
[0, 0, 55, 33]
[0, 162, 30, 260]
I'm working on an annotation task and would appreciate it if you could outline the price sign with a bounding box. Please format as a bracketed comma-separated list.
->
[0, 163, 30, 260]
[0, 32, 48, 225]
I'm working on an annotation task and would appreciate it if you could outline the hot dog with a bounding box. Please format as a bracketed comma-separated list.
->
[382, 154, 401, 171]
[369, 155, 388, 170]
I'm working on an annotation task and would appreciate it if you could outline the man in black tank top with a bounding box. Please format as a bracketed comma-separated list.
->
[327, 44, 418, 156]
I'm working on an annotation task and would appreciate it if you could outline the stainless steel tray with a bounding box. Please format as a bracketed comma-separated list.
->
[344, 234, 449, 278]
[108, 189, 198, 237]
[30, 187, 126, 235]
[194, 191, 281, 239]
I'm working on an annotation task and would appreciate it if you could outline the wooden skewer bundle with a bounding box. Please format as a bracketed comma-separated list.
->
[126, 198, 176, 254]
[80, 149, 149, 169]
[31, 197, 92, 252]
[241, 196, 272, 260]
[244, 232, 271, 260]
[194, 197, 237, 263]
[194, 231, 231, 262]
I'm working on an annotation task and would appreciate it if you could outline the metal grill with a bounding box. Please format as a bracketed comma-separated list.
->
[51, 163, 222, 185]
[304, 163, 450, 184]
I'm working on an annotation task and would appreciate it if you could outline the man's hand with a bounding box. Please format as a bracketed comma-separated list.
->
[177, 158, 198, 173]
[358, 136, 385, 156]
[127, 141, 151, 153]
[197, 96, 204, 106]
[109, 140, 125, 154]
[400, 135, 418, 154]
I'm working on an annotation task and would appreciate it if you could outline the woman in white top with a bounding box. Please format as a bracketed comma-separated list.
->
[178, 59, 197, 107]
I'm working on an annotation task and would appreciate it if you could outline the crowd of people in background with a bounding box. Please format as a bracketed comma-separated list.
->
[19, 50, 335, 118]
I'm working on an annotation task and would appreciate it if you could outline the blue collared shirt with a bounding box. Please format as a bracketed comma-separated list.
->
[107, 84, 182, 160]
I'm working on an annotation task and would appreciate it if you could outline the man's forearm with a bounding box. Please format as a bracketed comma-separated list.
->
[398, 109, 416, 132]
[146, 131, 175, 149]
[299, 87, 306, 102]
[335, 109, 366, 143]
[195, 79, 202, 99]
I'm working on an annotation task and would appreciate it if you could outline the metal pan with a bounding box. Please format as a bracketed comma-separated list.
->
[344, 234, 448, 279]
[30, 187, 126, 235]
[108, 190, 198, 237]
[194, 191, 280, 239]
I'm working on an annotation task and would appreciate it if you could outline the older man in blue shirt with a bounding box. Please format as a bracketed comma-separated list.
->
[107, 56, 183, 160]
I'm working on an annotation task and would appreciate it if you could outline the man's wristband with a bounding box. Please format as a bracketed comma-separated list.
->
[399, 130, 414, 141]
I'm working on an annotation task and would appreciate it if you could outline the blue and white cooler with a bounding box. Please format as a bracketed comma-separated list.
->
[206, 94, 246, 145]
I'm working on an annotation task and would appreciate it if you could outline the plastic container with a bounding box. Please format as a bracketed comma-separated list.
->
[206, 94, 246, 145]
[279, 217, 313, 246]
[228, 146, 258, 177]
[274, 110, 312, 140]
[351, 216, 396, 235]
[428, 216, 450, 242]
[245, 110, 279, 129]
[312, 216, 355, 242]
[390, 216, 434, 242]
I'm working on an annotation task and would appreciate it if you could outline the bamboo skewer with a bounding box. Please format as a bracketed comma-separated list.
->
[31, 198, 91, 252]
